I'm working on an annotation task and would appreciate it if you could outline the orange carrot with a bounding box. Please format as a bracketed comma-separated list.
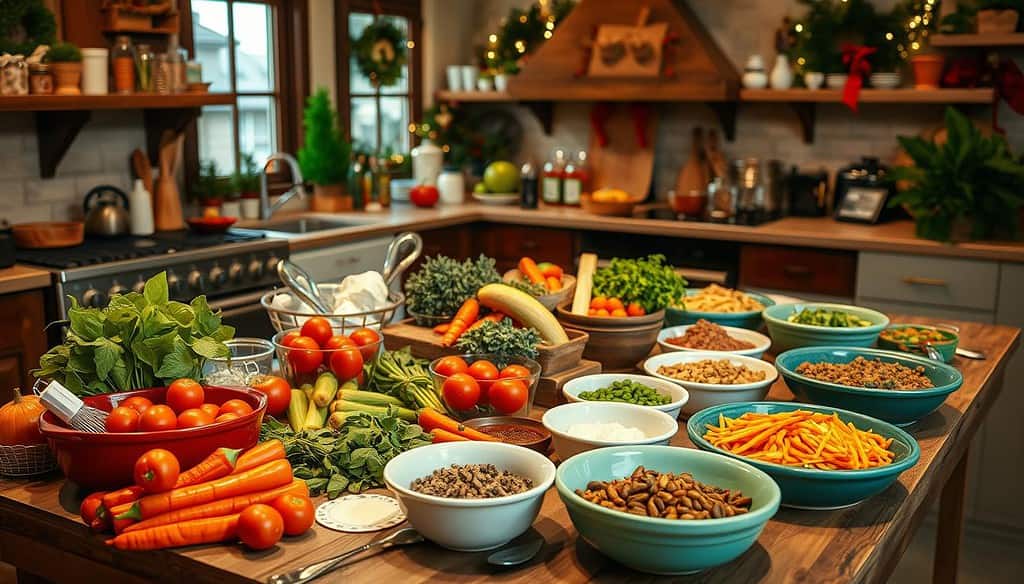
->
[540, 263, 563, 279]
[418, 408, 498, 441]
[233, 439, 286, 474]
[433, 323, 450, 335]
[464, 312, 505, 334]
[545, 276, 561, 291]
[101, 486, 144, 513]
[117, 459, 293, 521]
[440, 298, 480, 347]
[123, 480, 308, 533]
[519, 257, 546, 286]
[107, 514, 240, 551]
[429, 428, 471, 442]
[174, 447, 242, 487]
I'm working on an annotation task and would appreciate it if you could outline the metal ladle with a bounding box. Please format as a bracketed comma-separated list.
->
[267, 528, 423, 584]
[382, 232, 423, 287]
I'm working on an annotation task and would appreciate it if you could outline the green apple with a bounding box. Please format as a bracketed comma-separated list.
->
[482, 161, 519, 194]
[473, 182, 488, 194]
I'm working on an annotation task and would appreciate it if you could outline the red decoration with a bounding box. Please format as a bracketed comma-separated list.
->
[630, 104, 651, 149]
[841, 44, 876, 113]
[994, 59, 1024, 135]
[590, 103, 613, 147]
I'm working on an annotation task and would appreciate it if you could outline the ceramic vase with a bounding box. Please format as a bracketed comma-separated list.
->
[742, 55, 768, 89]
[769, 55, 794, 89]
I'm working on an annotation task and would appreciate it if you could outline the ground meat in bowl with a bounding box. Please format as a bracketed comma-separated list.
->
[794, 356, 935, 390]
[411, 464, 534, 498]
[664, 319, 756, 351]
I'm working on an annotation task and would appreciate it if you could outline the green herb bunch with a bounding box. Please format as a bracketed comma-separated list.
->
[46, 41, 81, 62]
[592, 254, 687, 313]
[889, 107, 1024, 242]
[404, 254, 500, 320]
[455, 318, 541, 364]
[261, 413, 432, 498]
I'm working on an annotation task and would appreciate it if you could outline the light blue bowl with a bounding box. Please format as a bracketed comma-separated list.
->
[665, 289, 776, 330]
[555, 445, 780, 575]
[775, 346, 963, 426]
[762, 303, 889, 352]
[687, 402, 920, 510]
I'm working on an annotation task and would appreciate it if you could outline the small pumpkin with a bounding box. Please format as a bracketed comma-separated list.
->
[0, 388, 47, 445]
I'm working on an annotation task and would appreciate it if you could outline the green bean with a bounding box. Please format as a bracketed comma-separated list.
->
[578, 380, 671, 406]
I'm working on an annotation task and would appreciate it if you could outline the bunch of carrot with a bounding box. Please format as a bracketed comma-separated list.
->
[433, 298, 507, 347]
[418, 407, 498, 443]
[703, 410, 896, 471]
[81, 440, 316, 551]
[519, 257, 563, 293]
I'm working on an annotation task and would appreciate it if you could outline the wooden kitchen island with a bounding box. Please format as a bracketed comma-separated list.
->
[0, 316, 1017, 584]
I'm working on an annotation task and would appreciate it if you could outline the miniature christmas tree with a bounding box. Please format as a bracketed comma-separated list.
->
[297, 88, 350, 186]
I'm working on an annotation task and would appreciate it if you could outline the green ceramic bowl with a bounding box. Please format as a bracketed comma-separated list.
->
[556, 445, 780, 575]
[664, 289, 775, 330]
[877, 324, 959, 364]
[774, 347, 963, 426]
[687, 402, 920, 510]
[762, 303, 889, 352]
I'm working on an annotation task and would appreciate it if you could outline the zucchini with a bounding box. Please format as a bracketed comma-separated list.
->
[327, 410, 365, 429]
[303, 396, 329, 430]
[332, 400, 418, 422]
[311, 372, 340, 408]
[300, 383, 314, 400]
[286, 389, 309, 433]
[339, 388, 405, 408]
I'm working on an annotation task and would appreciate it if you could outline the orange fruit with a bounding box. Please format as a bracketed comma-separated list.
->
[596, 308, 610, 317]
[627, 302, 646, 317]
[611, 308, 627, 317]
[590, 296, 608, 310]
[607, 297, 625, 311]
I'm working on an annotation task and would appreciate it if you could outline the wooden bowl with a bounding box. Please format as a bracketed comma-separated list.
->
[11, 221, 84, 249]
[561, 321, 663, 371]
[580, 194, 641, 217]
[503, 270, 576, 311]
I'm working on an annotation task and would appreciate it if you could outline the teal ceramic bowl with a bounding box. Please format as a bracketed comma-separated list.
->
[664, 289, 775, 330]
[556, 445, 780, 575]
[774, 347, 963, 426]
[877, 324, 959, 364]
[687, 402, 920, 510]
[762, 303, 889, 352]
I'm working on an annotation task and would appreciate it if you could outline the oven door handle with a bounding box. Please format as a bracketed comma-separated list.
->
[208, 289, 272, 312]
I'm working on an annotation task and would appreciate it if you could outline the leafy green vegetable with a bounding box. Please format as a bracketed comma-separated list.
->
[592, 254, 687, 313]
[366, 347, 451, 414]
[455, 318, 541, 364]
[33, 272, 234, 395]
[507, 278, 547, 297]
[404, 254, 500, 321]
[260, 412, 433, 498]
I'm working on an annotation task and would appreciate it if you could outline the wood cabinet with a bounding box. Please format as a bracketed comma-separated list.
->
[0, 290, 47, 404]
[477, 224, 577, 272]
[739, 245, 857, 297]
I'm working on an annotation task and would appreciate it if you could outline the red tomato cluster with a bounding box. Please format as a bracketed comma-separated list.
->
[280, 318, 381, 382]
[436, 356, 531, 415]
[104, 378, 255, 433]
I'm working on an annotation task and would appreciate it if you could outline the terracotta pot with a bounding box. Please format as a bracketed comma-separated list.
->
[51, 62, 82, 95]
[311, 183, 353, 212]
[977, 9, 1020, 34]
[910, 55, 944, 90]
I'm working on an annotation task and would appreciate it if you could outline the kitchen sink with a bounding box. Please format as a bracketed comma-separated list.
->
[231, 216, 374, 237]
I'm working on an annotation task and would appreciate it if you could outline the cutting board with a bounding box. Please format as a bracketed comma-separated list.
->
[154, 132, 184, 231]
[675, 127, 709, 196]
[588, 105, 656, 200]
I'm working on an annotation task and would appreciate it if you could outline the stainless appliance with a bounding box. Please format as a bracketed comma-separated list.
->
[833, 157, 902, 224]
[83, 185, 130, 237]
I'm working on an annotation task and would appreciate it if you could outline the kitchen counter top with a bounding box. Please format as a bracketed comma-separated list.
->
[0, 265, 52, 295]
[238, 204, 1024, 262]
[0, 315, 1018, 584]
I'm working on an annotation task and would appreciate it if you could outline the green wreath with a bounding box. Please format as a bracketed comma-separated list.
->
[0, 0, 57, 56]
[352, 19, 407, 88]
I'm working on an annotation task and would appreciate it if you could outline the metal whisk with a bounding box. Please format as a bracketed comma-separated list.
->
[39, 381, 108, 433]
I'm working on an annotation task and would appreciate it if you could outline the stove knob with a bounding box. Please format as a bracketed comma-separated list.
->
[82, 288, 107, 308]
[187, 269, 204, 291]
[208, 266, 227, 288]
[228, 262, 244, 283]
[248, 259, 264, 280]
[167, 272, 183, 297]
[265, 255, 281, 275]
[108, 282, 127, 298]
[132, 279, 147, 294]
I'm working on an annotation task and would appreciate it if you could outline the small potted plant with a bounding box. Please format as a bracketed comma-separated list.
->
[46, 42, 82, 95]
[975, 0, 1022, 34]
[233, 153, 262, 219]
[298, 88, 353, 211]
[192, 160, 230, 215]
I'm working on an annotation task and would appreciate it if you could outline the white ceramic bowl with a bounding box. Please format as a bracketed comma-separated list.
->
[383, 441, 556, 551]
[541, 401, 679, 461]
[561, 373, 689, 419]
[657, 324, 771, 359]
[642, 352, 778, 417]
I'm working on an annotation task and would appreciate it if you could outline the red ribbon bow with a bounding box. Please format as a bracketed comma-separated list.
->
[841, 44, 877, 113]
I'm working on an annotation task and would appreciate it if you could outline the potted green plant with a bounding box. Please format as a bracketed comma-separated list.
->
[192, 160, 231, 214]
[976, 0, 1023, 33]
[233, 152, 261, 219]
[889, 107, 1024, 242]
[298, 88, 352, 211]
[45, 42, 82, 95]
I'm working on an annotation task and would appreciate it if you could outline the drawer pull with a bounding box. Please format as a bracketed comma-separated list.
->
[782, 265, 813, 278]
[902, 276, 948, 287]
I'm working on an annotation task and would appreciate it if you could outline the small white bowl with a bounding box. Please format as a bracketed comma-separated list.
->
[541, 401, 679, 461]
[657, 324, 771, 359]
[561, 373, 689, 419]
[642, 352, 778, 417]
[383, 441, 555, 551]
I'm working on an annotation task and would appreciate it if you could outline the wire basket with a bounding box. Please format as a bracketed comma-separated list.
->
[0, 443, 57, 477]
[262, 285, 405, 335]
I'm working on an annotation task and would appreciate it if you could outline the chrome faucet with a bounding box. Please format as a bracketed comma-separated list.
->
[260, 152, 307, 220]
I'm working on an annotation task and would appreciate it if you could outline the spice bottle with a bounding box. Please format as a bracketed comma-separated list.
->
[136, 44, 154, 92]
[153, 53, 171, 95]
[520, 161, 538, 209]
[562, 150, 589, 207]
[541, 148, 567, 206]
[28, 63, 53, 95]
[111, 35, 135, 94]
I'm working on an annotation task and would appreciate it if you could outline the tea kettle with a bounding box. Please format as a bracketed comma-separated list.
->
[83, 185, 130, 237]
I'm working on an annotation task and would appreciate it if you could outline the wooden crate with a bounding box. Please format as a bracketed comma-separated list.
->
[534, 359, 602, 407]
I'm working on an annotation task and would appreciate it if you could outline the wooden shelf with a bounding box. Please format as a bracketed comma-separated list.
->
[931, 33, 1024, 47]
[740, 88, 994, 104]
[435, 91, 514, 102]
[0, 93, 234, 112]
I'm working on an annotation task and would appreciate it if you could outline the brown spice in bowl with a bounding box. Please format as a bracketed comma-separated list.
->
[665, 319, 755, 351]
[411, 464, 534, 498]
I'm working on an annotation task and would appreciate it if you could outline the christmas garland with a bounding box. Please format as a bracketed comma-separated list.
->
[0, 0, 57, 56]
[352, 18, 407, 88]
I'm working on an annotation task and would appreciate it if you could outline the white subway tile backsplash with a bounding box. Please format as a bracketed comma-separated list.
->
[0, 203, 52, 224]
[25, 177, 79, 202]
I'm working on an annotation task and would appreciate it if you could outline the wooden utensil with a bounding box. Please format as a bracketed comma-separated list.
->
[705, 128, 728, 179]
[675, 127, 709, 196]
[588, 104, 656, 200]
[11, 222, 84, 248]
[571, 253, 598, 315]
[130, 148, 153, 194]
[153, 131, 184, 231]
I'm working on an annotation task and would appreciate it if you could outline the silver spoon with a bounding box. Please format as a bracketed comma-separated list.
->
[955, 347, 986, 360]
[277, 259, 332, 314]
[487, 533, 544, 567]
[922, 342, 944, 362]
[267, 528, 423, 584]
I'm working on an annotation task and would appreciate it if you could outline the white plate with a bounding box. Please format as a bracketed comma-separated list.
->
[472, 192, 519, 205]
[657, 324, 771, 358]
[315, 494, 406, 533]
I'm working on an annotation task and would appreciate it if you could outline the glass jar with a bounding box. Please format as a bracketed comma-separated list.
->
[153, 53, 171, 94]
[111, 35, 135, 94]
[185, 60, 203, 84]
[135, 44, 155, 92]
[708, 161, 739, 223]
[562, 150, 589, 207]
[733, 158, 766, 226]
[167, 34, 187, 93]
[28, 63, 53, 95]
[541, 148, 567, 205]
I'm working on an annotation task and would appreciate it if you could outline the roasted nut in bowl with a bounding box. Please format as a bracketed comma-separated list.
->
[382, 441, 556, 551]
[561, 373, 689, 419]
[643, 352, 778, 416]
[541, 401, 679, 460]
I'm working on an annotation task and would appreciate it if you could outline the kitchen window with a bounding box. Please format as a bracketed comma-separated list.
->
[336, 0, 423, 155]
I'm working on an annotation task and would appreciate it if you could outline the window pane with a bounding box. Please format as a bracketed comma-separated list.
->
[237, 95, 277, 164]
[233, 2, 273, 92]
[379, 96, 408, 153]
[349, 13, 409, 94]
[192, 0, 232, 93]
[350, 96, 377, 152]
[198, 104, 236, 173]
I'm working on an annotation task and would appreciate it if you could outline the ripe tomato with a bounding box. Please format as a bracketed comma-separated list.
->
[238, 504, 284, 550]
[139, 404, 177, 432]
[287, 336, 324, 374]
[166, 378, 205, 413]
[442, 373, 480, 411]
[177, 408, 215, 428]
[280, 331, 302, 348]
[590, 296, 608, 310]
[120, 396, 153, 415]
[488, 379, 529, 414]
[215, 412, 240, 423]
[606, 297, 625, 311]
[329, 347, 364, 381]
[80, 491, 107, 525]
[250, 375, 292, 417]
[105, 406, 140, 433]
[199, 403, 221, 418]
[271, 494, 315, 536]
[467, 360, 499, 381]
[218, 399, 254, 417]
[410, 184, 440, 208]
[499, 364, 531, 379]
[348, 328, 382, 361]
[133, 448, 180, 493]
[323, 335, 354, 350]
[434, 356, 468, 377]
[300, 317, 333, 347]
[626, 302, 646, 317]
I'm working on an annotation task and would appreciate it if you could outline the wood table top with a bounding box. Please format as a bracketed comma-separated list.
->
[0, 316, 1018, 584]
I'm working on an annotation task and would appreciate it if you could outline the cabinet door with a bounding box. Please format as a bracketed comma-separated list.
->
[0, 290, 47, 404]
[479, 225, 577, 273]
[857, 252, 998, 311]
[739, 245, 857, 297]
